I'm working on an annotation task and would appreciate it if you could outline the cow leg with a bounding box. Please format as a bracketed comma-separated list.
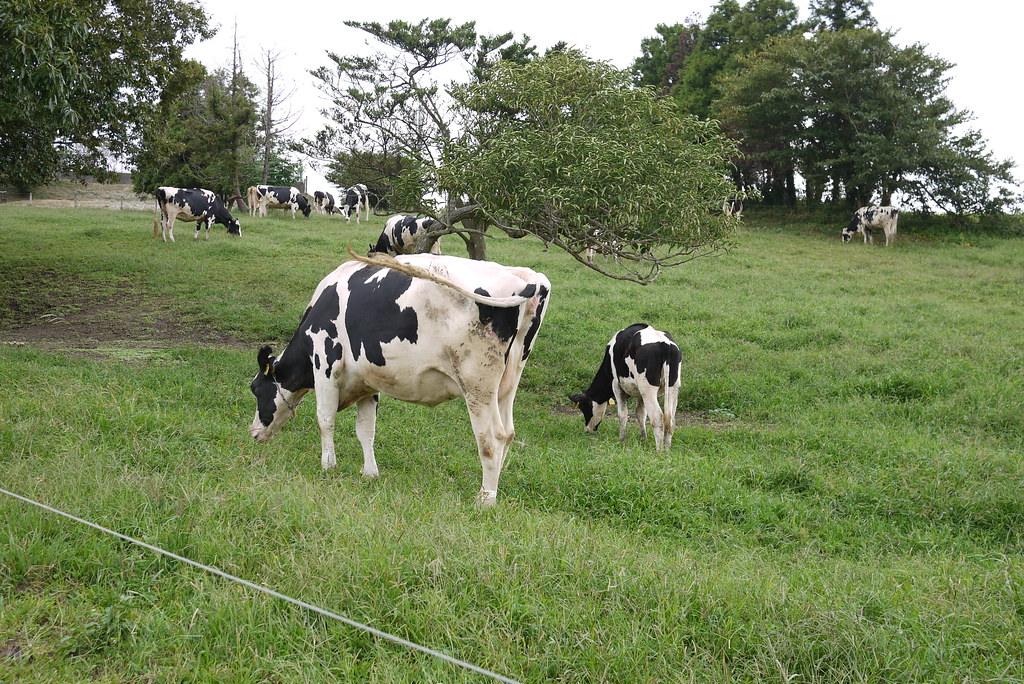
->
[635, 395, 649, 441]
[662, 384, 679, 451]
[355, 395, 380, 478]
[613, 386, 630, 443]
[314, 379, 340, 470]
[640, 386, 666, 450]
[166, 214, 176, 242]
[466, 397, 510, 507]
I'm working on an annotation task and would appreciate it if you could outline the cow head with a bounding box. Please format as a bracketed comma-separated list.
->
[228, 218, 242, 237]
[249, 346, 300, 441]
[568, 392, 608, 432]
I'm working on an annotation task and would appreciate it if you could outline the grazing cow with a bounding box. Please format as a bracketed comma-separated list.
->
[154, 187, 241, 242]
[569, 323, 681, 451]
[842, 205, 899, 246]
[256, 185, 312, 219]
[341, 183, 370, 223]
[369, 215, 442, 255]
[723, 199, 743, 218]
[313, 190, 337, 216]
[246, 186, 259, 217]
[248, 251, 551, 506]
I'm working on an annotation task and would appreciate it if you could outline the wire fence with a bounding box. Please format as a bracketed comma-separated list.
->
[1, 486, 520, 683]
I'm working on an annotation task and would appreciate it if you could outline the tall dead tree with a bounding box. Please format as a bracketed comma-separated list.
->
[255, 47, 299, 184]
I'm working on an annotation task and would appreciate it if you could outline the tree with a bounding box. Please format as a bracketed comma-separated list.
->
[446, 53, 739, 283]
[0, 0, 213, 189]
[255, 47, 300, 185]
[632, 20, 701, 94]
[672, 0, 800, 119]
[717, 29, 1018, 213]
[307, 19, 536, 260]
[131, 63, 263, 200]
[807, 0, 877, 31]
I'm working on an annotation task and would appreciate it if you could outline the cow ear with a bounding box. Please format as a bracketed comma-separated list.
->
[568, 393, 585, 405]
[257, 346, 275, 374]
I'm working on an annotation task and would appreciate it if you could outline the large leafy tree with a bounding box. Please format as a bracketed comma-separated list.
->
[717, 29, 1017, 213]
[310, 20, 739, 282]
[0, 0, 213, 189]
[807, 0, 877, 31]
[447, 54, 739, 283]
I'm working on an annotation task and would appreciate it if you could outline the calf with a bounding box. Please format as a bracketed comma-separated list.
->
[369, 215, 441, 255]
[342, 183, 370, 223]
[256, 185, 312, 219]
[246, 186, 259, 217]
[842, 205, 898, 246]
[569, 323, 681, 451]
[313, 190, 337, 216]
[248, 251, 551, 506]
[154, 187, 241, 242]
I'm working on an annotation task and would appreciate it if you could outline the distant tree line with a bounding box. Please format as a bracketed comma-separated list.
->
[631, 0, 1017, 214]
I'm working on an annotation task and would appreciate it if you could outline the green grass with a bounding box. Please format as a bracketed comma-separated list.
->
[1, 205, 1023, 682]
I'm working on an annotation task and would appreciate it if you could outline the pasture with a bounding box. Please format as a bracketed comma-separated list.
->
[1, 204, 1022, 682]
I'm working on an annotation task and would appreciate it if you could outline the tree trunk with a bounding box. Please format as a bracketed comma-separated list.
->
[461, 217, 488, 260]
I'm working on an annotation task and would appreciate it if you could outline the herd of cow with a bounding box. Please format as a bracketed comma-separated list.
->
[151, 182, 898, 504]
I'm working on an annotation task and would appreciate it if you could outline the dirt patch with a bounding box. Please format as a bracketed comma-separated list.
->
[550, 404, 745, 431]
[0, 267, 245, 357]
[1, 639, 27, 661]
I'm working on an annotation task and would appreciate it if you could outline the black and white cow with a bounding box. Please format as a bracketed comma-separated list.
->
[248, 252, 551, 506]
[723, 199, 743, 218]
[256, 185, 312, 219]
[569, 323, 681, 451]
[842, 205, 899, 246]
[341, 183, 370, 223]
[313, 190, 337, 216]
[369, 215, 441, 255]
[154, 187, 241, 242]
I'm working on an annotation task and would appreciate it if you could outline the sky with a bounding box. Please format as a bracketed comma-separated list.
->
[183, 0, 1022, 198]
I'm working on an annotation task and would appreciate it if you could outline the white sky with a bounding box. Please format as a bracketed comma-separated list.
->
[184, 1, 1022, 198]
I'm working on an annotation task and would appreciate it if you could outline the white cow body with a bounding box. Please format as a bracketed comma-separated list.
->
[249, 253, 551, 505]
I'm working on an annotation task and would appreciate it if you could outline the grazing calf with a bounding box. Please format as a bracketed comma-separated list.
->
[248, 252, 551, 506]
[369, 215, 441, 255]
[155, 187, 241, 242]
[569, 323, 681, 451]
[723, 199, 743, 218]
[342, 183, 370, 223]
[256, 185, 312, 219]
[842, 205, 898, 246]
[313, 190, 337, 216]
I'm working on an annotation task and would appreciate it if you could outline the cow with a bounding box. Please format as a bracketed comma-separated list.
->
[154, 187, 241, 242]
[256, 185, 312, 219]
[341, 183, 370, 223]
[248, 251, 551, 506]
[842, 205, 899, 246]
[246, 186, 259, 217]
[369, 215, 442, 255]
[313, 190, 337, 216]
[568, 323, 681, 451]
[723, 199, 743, 218]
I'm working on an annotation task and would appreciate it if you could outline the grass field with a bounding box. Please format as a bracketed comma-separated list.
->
[1, 205, 1022, 682]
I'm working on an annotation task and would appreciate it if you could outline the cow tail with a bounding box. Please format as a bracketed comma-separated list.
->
[153, 193, 161, 238]
[347, 248, 533, 308]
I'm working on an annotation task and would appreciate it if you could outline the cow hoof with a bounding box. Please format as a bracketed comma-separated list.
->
[362, 467, 379, 478]
[475, 490, 497, 507]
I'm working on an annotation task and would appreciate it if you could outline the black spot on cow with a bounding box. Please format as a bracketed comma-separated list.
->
[521, 284, 548, 361]
[346, 265, 418, 366]
[473, 287, 519, 343]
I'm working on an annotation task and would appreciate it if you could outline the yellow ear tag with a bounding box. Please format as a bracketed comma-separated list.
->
[572, 402, 580, 409]
[609, 399, 616, 406]
[263, 364, 272, 376]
